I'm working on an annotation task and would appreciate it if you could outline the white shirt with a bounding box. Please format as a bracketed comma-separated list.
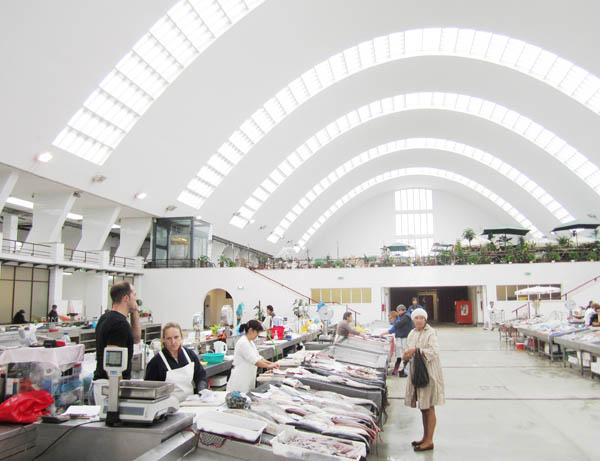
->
[487, 303, 495, 314]
[262, 315, 274, 330]
[226, 335, 262, 393]
[584, 307, 595, 325]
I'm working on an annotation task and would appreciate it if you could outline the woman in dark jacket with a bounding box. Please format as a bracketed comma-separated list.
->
[380, 304, 413, 376]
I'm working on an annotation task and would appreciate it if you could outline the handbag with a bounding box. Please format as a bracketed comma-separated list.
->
[411, 349, 430, 388]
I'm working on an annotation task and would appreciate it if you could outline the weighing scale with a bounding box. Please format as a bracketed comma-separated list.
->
[100, 346, 179, 426]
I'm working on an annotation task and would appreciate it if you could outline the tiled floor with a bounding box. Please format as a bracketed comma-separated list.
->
[376, 325, 600, 460]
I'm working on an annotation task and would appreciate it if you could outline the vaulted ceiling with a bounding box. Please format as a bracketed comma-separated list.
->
[2, 0, 600, 253]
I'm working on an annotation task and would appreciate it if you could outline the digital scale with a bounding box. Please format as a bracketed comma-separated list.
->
[100, 346, 179, 426]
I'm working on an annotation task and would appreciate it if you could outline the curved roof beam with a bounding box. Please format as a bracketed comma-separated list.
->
[180, 28, 600, 209]
[52, 0, 265, 165]
[228, 92, 600, 229]
[295, 167, 544, 250]
[267, 138, 574, 244]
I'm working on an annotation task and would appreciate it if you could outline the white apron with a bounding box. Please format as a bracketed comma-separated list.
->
[159, 348, 195, 402]
[226, 336, 261, 393]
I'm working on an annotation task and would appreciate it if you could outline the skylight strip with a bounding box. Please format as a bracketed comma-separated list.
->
[54, 0, 265, 165]
[235, 91, 586, 226]
[295, 168, 543, 249]
[268, 137, 572, 244]
[190, 28, 600, 210]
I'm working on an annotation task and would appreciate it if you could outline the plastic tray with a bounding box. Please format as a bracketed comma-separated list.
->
[272, 427, 366, 461]
[196, 410, 266, 442]
[202, 353, 225, 364]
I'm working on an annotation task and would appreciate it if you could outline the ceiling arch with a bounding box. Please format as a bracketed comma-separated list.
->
[181, 27, 600, 210]
[295, 167, 544, 250]
[267, 137, 574, 244]
[51, 0, 265, 165]
[228, 91, 599, 229]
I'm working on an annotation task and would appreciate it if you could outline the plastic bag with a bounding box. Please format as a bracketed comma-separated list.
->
[411, 349, 430, 388]
[0, 390, 54, 423]
[225, 391, 250, 409]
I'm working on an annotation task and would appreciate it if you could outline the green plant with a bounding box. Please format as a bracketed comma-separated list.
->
[588, 252, 598, 261]
[254, 304, 265, 321]
[313, 260, 324, 268]
[325, 255, 332, 266]
[549, 252, 560, 262]
[557, 236, 571, 248]
[462, 228, 476, 248]
[257, 254, 268, 266]
[198, 255, 210, 267]
[454, 241, 466, 264]
[334, 260, 344, 268]
[219, 253, 229, 266]
[467, 254, 478, 264]
[568, 250, 579, 261]
[210, 325, 220, 335]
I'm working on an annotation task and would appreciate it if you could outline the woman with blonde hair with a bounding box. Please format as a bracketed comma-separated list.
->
[145, 322, 207, 401]
[402, 308, 445, 452]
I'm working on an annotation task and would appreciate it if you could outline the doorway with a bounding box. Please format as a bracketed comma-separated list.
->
[389, 286, 469, 323]
[203, 289, 233, 329]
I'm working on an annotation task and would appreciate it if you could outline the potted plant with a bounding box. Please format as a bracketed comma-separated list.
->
[462, 228, 476, 249]
[334, 260, 344, 268]
[197, 255, 210, 267]
[325, 255, 332, 268]
[257, 254, 268, 269]
[218, 254, 228, 267]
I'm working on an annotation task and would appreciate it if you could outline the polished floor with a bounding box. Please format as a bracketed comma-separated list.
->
[377, 325, 600, 461]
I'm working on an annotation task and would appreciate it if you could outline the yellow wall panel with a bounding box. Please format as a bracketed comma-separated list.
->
[311, 289, 321, 303]
[342, 288, 351, 303]
[331, 288, 341, 303]
[361, 288, 372, 303]
[351, 288, 362, 303]
[322, 289, 331, 303]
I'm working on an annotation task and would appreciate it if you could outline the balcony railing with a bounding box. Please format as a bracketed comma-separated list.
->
[64, 248, 100, 265]
[1, 239, 52, 258]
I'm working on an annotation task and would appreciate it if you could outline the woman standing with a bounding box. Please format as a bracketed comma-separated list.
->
[145, 322, 207, 402]
[226, 320, 279, 393]
[379, 304, 413, 376]
[402, 308, 445, 452]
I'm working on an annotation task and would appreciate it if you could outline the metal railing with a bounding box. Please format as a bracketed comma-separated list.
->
[1, 239, 52, 258]
[64, 248, 100, 265]
[110, 255, 139, 269]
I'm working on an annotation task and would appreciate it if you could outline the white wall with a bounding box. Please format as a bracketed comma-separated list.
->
[62, 271, 108, 319]
[142, 262, 600, 329]
[308, 186, 504, 259]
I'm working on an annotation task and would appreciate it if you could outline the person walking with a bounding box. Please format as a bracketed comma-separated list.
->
[403, 308, 445, 452]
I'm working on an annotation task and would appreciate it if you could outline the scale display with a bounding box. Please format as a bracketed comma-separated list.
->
[105, 350, 123, 367]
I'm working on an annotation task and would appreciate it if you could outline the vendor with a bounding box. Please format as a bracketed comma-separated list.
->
[12, 309, 27, 324]
[47, 305, 59, 322]
[226, 320, 279, 393]
[590, 303, 600, 326]
[335, 311, 366, 342]
[145, 322, 207, 401]
[262, 305, 275, 330]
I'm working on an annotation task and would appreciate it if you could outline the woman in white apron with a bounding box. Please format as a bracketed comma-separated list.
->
[226, 320, 279, 393]
[145, 322, 207, 401]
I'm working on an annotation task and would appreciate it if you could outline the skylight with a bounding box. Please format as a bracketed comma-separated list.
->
[267, 137, 574, 242]
[181, 28, 600, 211]
[52, 0, 265, 165]
[294, 168, 544, 249]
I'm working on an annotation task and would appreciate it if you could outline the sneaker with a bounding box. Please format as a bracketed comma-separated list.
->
[398, 371, 408, 377]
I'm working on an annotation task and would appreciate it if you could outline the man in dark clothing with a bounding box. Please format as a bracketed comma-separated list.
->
[12, 309, 27, 324]
[91, 282, 141, 402]
[408, 297, 423, 315]
[381, 304, 414, 376]
[47, 305, 59, 322]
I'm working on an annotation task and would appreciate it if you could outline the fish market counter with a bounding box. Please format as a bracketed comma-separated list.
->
[0, 424, 36, 459]
[25, 412, 193, 460]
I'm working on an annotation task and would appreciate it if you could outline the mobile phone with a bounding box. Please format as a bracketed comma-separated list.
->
[41, 415, 70, 424]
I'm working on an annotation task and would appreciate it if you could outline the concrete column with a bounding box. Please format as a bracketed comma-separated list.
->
[76, 206, 121, 251]
[48, 267, 64, 309]
[0, 171, 18, 215]
[1, 214, 19, 240]
[115, 218, 151, 257]
[26, 191, 77, 243]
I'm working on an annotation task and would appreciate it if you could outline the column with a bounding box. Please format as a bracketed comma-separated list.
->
[26, 191, 77, 243]
[76, 206, 121, 251]
[115, 218, 152, 257]
[0, 171, 18, 215]
[1, 214, 19, 240]
[48, 267, 63, 309]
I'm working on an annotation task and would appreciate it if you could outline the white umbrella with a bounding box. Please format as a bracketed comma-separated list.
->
[515, 286, 560, 296]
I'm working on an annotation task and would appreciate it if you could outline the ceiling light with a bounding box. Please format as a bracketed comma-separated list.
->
[165, 205, 177, 211]
[92, 175, 107, 183]
[6, 197, 33, 209]
[67, 213, 83, 220]
[111, 224, 121, 229]
[135, 192, 147, 200]
[250, 219, 256, 224]
[36, 151, 53, 163]
[196, 215, 202, 220]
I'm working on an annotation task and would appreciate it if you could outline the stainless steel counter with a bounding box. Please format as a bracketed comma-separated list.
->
[29, 412, 193, 460]
[0, 424, 36, 460]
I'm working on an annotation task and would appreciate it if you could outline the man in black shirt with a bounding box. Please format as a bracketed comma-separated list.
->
[12, 309, 27, 324]
[91, 282, 141, 403]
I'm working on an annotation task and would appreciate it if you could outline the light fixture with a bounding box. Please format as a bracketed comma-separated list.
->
[196, 215, 202, 220]
[92, 175, 106, 183]
[111, 224, 121, 229]
[62, 272, 72, 276]
[250, 219, 256, 224]
[165, 205, 177, 211]
[135, 192, 147, 200]
[259, 225, 267, 230]
[36, 151, 53, 163]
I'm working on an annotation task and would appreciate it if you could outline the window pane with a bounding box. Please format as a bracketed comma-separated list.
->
[15, 267, 32, 281]
[496, 285, 506, 301]
[14, 281, 32, 319]
[32, 282, 48, 321]
[0, 280, 14, 323]
[1, 266, 15, 280]
[361, 288, 371, 303]
[321, 289, 331, 303]
[311, 289, 321, 303]
[342, 288, 351, 303]
[351, 288, 362, 303]
[507, 285, 517, 301]
[331, 288, 341, 303]
[33, 268, 49, 282]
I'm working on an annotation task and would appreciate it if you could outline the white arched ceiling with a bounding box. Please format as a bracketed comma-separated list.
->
[228, 92, 599, 229]
[51, 0, 265, 165]
[180, 28, 600, 210]
[295, 167, 544, 250]
[267, 138, 575, 244]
